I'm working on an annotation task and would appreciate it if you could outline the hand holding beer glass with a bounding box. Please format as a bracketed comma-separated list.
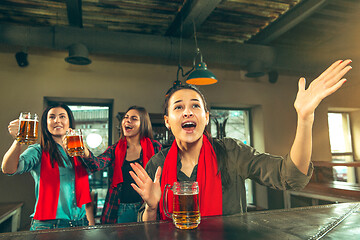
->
[66, 129, 85, 157]
[16, 112, 39, 145]
[163, 181, 200, 230]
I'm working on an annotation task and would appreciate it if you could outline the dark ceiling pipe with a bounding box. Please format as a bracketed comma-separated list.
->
[0, 24, 325, 74]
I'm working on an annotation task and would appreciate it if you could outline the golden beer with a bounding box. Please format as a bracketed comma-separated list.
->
[172, 193, 200, 230]
[66, 129, 85, 157]
[16, 112, 39, 145]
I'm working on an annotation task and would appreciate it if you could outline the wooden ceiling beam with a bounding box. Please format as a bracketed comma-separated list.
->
[165, 0, 222, 38]
[66, 0, 82, 28]
[248, 0, 330, 44]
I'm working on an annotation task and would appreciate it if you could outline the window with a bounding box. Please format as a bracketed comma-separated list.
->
[210, 108, 253, 204]
[69, 105, 111, 217]
[328, 112, 355, 183]
[210, 108, 251, 144]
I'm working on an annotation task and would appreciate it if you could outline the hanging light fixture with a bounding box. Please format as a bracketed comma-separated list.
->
[166, 20, 217, 96]
[186, 47, 217, 85]
[185, 21, 217, 85]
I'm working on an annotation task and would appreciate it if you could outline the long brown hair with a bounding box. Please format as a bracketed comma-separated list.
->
[40, 103, 75, 167]
[119, 106, 154, 140]
[164, 84, 230, 186]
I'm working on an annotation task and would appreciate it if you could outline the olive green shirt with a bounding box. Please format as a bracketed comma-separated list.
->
[138, 137, 313, 221]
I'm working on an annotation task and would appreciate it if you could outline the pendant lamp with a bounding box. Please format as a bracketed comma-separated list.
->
[185, 21, 217, 85]
[186, 48, 217, 85]
[166, 20, 217, 97]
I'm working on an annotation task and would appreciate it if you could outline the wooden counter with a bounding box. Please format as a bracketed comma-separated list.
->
[0, 202, 359, 239]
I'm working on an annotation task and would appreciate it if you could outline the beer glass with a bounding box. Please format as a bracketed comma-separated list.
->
[163, 181, 200, 229]
[66, 129, 85, 157]
[16, 112, 39, 144]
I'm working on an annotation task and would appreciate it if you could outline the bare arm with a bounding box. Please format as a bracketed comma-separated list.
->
[2, 120, 22, 174]
[290, 59, 352, 174]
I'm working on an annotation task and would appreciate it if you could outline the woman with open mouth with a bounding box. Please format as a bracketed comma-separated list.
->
[81, 106, 162, 224]
[129, 59, 352, 221]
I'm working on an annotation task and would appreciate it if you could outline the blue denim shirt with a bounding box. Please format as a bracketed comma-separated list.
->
[15, 144, 86, 220]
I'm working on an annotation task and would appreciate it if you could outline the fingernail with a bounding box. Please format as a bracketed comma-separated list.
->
[339, 60, 343, 64]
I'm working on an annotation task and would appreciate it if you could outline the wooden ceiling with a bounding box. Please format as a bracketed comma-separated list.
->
[0, 0, 360, 73]
[0, 0, 302, 43]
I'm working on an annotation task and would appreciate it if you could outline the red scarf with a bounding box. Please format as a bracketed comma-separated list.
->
[34, 151, 91, 220]
[159, 135, 223, 220]
[112, 137, 155, 188]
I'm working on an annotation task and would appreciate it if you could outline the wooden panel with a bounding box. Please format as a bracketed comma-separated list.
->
[0, 0, 359, 50]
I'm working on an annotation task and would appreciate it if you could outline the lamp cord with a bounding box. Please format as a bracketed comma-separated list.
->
[176, 19, 204, 82]
[179, 17, 183, 67]
[193, 20, 199, 51]
[177, 18, 194, 79]
[177, 17, 185, 82]
[192, 20, 203, 63]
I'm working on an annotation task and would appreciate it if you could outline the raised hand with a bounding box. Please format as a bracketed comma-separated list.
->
[294, 59, 352, 121]
[290, 59, 352, 175]
[130, 163, 162, 212]
[8, 119, 20, 139]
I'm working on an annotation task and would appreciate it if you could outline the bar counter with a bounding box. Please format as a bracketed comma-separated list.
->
[0, 202, 359, 240]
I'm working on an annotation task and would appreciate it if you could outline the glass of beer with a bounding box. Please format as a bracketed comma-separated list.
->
[163, 181, 200, 229]
[16, 112, 39, 144]
[66, 129, 85, 157]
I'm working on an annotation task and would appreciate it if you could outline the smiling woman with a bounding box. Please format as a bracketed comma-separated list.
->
[1, 103, 95, 230]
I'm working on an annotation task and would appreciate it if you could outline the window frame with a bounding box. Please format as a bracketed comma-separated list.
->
[327, 111, 356, 183]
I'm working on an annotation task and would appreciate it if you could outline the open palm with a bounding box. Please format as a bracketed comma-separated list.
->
[130, 162, 162, 210]
[294, 60, 352, 121]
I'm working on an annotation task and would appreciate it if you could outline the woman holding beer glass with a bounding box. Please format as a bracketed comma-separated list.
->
[129, 60, 352, 223]
[81, 106, 162, 224]
[2, 103, 95, 230]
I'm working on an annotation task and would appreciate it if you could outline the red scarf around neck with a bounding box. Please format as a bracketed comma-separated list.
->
[159, 135, 223, 220]
[112, 137, 155, 188]
[34, 151, 91, 220]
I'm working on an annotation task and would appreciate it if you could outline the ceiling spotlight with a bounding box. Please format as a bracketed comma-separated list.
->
[245, 60, 265, 78]
[65, 43, 92, 65]
[268, 70, 278, 84]
[15, 51, 29, 67]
